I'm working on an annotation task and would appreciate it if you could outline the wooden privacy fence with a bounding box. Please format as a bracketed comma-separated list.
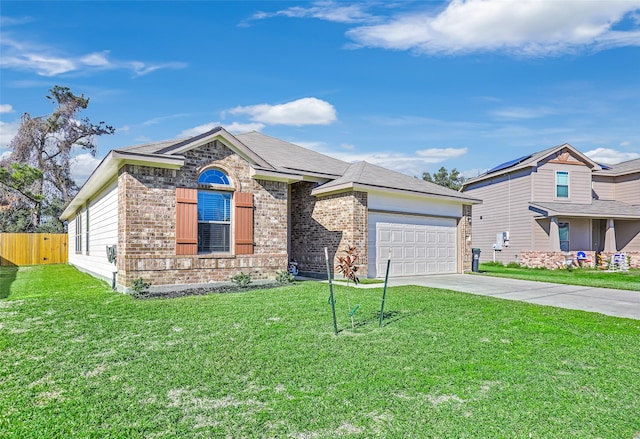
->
[0, 233, 68, 266]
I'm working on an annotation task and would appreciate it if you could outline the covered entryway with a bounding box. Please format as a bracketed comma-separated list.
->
[368, 212, 457, 277]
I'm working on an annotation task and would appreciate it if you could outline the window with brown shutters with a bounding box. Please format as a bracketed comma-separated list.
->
[177, 169, 254, 256]
[234, 192, 254, 255]
[176, 187, 198, 255]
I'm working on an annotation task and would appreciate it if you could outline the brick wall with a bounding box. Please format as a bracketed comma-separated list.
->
[459, 204, 473, 272]
[520, 250, 640, 269]
[117, 140, 288, 290]
[290, 182, 368, 277]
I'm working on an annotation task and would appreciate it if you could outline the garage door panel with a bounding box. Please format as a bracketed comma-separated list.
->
[371, 215, 457, 277]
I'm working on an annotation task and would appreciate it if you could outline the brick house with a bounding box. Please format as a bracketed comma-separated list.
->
[461, 143, 640, 268]
[61, 127, 480, 292]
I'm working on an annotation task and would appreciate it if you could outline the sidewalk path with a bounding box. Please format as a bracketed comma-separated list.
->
[386, 273, 640, 320]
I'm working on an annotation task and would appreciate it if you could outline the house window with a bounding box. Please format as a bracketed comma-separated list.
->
[559, 222, 570, 251]
[75, 214, 82, 254]
[197, 191, 231, 252]
[197, 169, 232, 253]
[556, 171, 569, 198]
[85, 206, 90, 255]
[176, 170, 253, 256]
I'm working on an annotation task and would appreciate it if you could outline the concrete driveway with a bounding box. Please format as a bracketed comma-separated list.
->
[386, 273, 640, 320]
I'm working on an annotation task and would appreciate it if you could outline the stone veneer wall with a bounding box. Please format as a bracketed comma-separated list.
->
[520, 251, 640, 269]
[117, 140, 288, 291]
[459, 204, 473, 272]
[290, 182, 368, 277]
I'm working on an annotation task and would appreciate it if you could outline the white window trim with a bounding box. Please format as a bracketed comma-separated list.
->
[555, 171, 569, 199]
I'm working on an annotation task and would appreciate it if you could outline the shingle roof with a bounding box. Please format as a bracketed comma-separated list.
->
[116, 138, 188, 155]
[235, 131, 349, 178]
[82, 128, 479, 205]
[530, 200, 640, 219]
[594, 157, 640, 176]
[314, 161, 481, 202]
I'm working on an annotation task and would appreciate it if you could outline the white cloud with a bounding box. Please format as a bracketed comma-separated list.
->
[584, 147, 640, 164]
[71, 153, 101, 185]
[461, 168, 487, 179]
[225, 122, 266, 133]
[180, 122, 219, 137]
[0, 104, 14, 114]
[0, 150, 11, 161]
[0, 120, 20, 148]
[228, 97, 337, 126]
[326, 147, 468, 177]
[416, 147, 468, 160]
[248, 1, 377, 24]
[490, 106, 557, 119]
[179, 121, 265, 137]
[0, 36, 187, 77]
[346, 0, 640, 56]
[340, 143, 355, 150]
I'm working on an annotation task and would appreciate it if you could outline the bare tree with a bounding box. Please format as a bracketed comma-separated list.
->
[5, 86, 114, 229]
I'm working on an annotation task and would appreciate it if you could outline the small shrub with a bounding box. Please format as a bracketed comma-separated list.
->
[276, 270, 295, 285]
[231, 272, 252, 288]
[483, 261, 504, 267]
[131, 277, 151, 297]
[506, 262, 521, 268]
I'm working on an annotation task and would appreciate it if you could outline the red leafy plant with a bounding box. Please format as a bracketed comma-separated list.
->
[335, 246, 360, 328]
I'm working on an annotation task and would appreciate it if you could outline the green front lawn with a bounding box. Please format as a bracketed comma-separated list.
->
[1, 265, 639, 438]
[478, 263, 640, 291]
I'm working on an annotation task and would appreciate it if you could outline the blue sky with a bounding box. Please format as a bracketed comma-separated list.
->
[1, 0, 639, 184]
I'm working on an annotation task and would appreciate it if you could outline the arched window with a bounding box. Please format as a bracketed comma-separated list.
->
[198, 169, 230, 186]
[197, 169, 232, 253]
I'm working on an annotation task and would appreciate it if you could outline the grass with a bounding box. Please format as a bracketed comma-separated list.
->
[333, 277, 385, 284]
[1, 265, 639, 438]
[478, 262, 640, 291]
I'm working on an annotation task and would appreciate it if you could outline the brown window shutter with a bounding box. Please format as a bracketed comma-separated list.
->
[234, 192, 254, 255]
[176, 188, 198, 255]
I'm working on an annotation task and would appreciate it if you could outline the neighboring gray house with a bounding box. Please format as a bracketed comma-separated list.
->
[61, 127, 480, 291]
[461, 143, 640, 268]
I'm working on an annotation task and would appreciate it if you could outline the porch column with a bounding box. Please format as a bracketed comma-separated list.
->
[549, 216, 561, 251]
[604, 218, 617, 252]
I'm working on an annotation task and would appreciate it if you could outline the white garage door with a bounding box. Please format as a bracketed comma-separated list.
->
[368, 213, 457, 277]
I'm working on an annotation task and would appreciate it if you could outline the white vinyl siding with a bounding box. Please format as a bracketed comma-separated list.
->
[591, 176, 616, 200]
[616, 220, 640, 251]
[533, 163, 592, 204]
[367, 191, 462, 218]
[68, 179, 118, 283]
[614, 174, 640, 205]
[463, 169, 532, 264]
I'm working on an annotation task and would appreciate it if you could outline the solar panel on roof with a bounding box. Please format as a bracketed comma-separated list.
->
[486, 154, 532, 174]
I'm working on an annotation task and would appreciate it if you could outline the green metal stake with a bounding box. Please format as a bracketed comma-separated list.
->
[379, 248, 392, 327]
[325, 247, 338, 336]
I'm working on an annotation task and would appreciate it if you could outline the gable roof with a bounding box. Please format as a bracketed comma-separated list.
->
[462, 143, 602, 189]
[62, 127, 479, 219]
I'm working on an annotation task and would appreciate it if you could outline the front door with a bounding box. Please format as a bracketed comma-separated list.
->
[592, 219, 605, 252]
